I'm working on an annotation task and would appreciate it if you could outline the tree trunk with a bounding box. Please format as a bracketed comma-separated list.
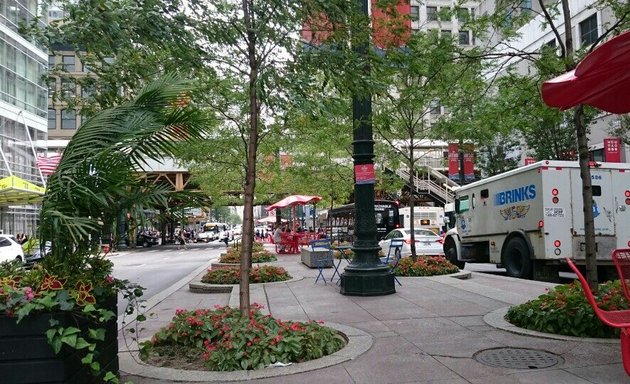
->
[239, 0, 258, 315]
[408, 147, 417, 261]
[574, 105, 598, 289]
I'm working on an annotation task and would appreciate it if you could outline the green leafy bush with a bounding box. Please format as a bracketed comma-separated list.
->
[391, 256, 460, 276]
[201, 265, 291, 284]
[506, 280, 629, 338]
[141, 304, 346, 371]
[219, 248, 276, 263]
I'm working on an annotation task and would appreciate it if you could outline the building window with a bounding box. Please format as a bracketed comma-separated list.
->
[430, 100, 441, 115]
[47, 78, 57, 96]
[62, 55, 75, 72]
[441, 30, 452, 37]
[410, 6, 419, 21]
[61, 79, 75, 97]
[427, 6, 438, 21]
[457, 8, 470, 23]
[580, 14, 598, 46]
[459, 30, 470, 45]
[48, 109, 57, 130]
[48, 55, 56, 70]
[81, 83, 94, 98]
[61, 109, 76, 129]
[438, 7, 452, 21]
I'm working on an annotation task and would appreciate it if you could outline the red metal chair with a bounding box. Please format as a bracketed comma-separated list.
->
[566, 257, 630, 376]
[612, 249, 630, 302]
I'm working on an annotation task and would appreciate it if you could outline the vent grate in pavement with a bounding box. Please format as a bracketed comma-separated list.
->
[474, 347, 561, 369]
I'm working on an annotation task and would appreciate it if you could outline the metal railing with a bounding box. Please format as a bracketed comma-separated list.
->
[395, 164, 456, 204]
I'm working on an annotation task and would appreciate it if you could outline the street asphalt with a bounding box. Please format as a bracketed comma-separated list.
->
[115, 243, 628, 383]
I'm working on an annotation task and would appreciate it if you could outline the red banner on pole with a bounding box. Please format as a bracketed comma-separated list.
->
[302, 1, 411, 48]
[604, 137, 622, 162]
[448, 143, 459, 181]
[355, 164, 375, 185]
[463, 143, 475, 182]
[371, 0, 411, 49]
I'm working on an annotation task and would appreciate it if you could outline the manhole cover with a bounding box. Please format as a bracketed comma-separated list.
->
[474, 348, 561, 369]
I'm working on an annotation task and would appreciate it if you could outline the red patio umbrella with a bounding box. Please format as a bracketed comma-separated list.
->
[541, 29, 630, 114]
[265, 195, 322, 230]
[265, 195, 322, 211]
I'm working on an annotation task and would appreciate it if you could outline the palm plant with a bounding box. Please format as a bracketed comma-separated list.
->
[39, 74, 212, 275]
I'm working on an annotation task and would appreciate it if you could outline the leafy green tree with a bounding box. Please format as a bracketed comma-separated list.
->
[371, 31, 476, 259]
[178, 0, 315, 313]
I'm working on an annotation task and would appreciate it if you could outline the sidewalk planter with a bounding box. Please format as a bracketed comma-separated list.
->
[0, 306, 119, 383]
[210, 262, 239, 270]
[301, 247, 333, 268]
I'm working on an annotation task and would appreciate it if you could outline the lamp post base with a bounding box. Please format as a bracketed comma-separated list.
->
[340, 266, 396, 296]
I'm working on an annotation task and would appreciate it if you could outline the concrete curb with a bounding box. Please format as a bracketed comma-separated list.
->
[449, 270, 472, 279]
[119, 322, 373, 382]
[484, 307, 617, 344]
[117, 257, 217, 330]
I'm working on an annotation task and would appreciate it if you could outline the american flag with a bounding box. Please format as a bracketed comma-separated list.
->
[36, 154, 62, 176]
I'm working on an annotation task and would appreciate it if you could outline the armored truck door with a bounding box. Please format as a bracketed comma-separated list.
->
[571, 168, 615, 236]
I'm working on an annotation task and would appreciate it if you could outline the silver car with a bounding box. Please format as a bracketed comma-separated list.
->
[379, 228, 444, 259]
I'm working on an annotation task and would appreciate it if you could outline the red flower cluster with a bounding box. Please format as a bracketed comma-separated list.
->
[144, 303, 345, 371]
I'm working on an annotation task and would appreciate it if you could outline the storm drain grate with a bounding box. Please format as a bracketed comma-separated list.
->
[474, 348, 561, 369]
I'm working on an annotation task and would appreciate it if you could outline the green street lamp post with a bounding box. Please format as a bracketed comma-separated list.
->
[340, 0, 395, 296]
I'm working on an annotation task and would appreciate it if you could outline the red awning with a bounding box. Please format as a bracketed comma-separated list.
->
[541, 30, 630, 114]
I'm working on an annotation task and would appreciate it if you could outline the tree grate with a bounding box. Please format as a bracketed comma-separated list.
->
[474, 348, 561, 369]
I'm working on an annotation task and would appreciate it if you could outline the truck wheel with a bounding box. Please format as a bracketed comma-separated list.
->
[502, 237, 532, 279]
[444, 238, 464, 269]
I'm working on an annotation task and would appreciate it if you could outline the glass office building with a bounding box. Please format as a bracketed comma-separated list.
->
[0, 0, 48, 235]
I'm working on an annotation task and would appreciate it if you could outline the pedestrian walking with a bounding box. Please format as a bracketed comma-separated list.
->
[178, 230, 187, 250]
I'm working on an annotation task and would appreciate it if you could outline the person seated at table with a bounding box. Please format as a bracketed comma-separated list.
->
[273, 224, 287, 252]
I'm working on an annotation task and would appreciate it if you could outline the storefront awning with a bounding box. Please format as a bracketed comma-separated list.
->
[0, 175, 46, 206]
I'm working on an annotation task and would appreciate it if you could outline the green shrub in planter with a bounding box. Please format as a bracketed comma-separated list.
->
[219, 249, 276, 264]
[201, 265, 291, 284]
[506, 280, 629, 338]
[391, 256, 459, 277]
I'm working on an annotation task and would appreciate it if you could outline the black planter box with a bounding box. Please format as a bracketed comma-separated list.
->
[0, 306, 119, 384]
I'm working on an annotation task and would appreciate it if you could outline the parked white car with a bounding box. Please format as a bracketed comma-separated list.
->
[379, 228, 444, 258]
[0, 234, 25, 263]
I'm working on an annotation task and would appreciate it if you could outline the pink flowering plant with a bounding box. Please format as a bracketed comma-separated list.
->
[140, 304, 346, 371]
[390, 256, 460, 276]
[506, 280, 629, 338]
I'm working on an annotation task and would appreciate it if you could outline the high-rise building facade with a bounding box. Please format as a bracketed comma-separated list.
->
[0, 0, 48, 234]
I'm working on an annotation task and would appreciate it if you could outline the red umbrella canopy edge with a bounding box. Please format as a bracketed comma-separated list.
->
[541, 29, 630, 114]
[265, 195, 323, 211]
